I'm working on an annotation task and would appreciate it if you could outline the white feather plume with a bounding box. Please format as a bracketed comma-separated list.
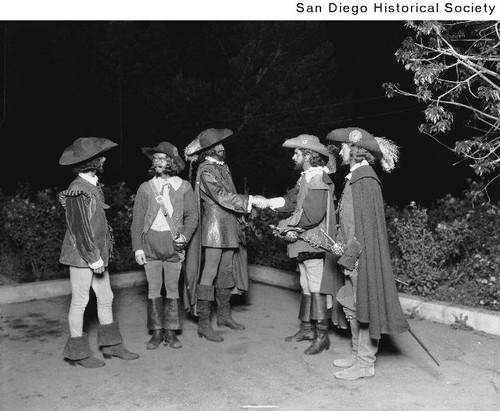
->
[374, 137, 399, 172]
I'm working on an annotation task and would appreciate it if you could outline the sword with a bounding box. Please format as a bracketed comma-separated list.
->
[409, 327, 441, 367]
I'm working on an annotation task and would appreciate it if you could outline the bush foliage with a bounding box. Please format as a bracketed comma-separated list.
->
[1, 181, 499, 311]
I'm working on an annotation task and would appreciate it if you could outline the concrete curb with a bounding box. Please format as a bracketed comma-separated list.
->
[0, 270, 147, 305]
[1, 265, 499, 337]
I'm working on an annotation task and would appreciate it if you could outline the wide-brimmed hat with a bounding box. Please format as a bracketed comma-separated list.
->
[141, 142, 185, 171]
[326, 127, 383, 159]
[326, 127, 400, 172]
[59, 137, 118, 166]
[184, 128, 233, 157]
[282, 134, 330, 158]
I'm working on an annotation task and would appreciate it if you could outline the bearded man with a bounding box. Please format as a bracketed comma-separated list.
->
[184, 128, 266, 342]
[59, 137, 139, 368]
[265, 134, 347, 355]
[131, 142, 198, 350]
[326, 127, 409, 380]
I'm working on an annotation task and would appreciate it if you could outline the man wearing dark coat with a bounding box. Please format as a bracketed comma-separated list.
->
[58, 137, 139, 368]
[264, 134, 347, 355]
[184, 128, 266, 342]
[326, 127, 409, 380]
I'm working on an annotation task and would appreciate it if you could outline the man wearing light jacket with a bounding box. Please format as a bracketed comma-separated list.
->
[265, 134, 347, 355]
[131, 142, 198, 350]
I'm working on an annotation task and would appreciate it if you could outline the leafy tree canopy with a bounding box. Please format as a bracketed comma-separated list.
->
[384, 21, 500, 198]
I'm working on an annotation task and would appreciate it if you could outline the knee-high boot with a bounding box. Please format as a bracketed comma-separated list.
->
[285, 293, 316, 342]
[146, 297, 164, 350]
[333, 318, 360, 368]
[164, 298, 182, 349]
[216, 288, 245, 330]
[304, 293, 330, 355]
[197, 285, 223, 342]
[98, 322, 139, 360]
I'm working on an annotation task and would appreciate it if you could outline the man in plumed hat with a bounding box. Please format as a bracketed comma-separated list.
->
[131, 142, 198, 350]
[326, 127, 409, 380]
[263, 134, 347, 355]
[184, 128, 266, 342]
[58, 137, 139, 368]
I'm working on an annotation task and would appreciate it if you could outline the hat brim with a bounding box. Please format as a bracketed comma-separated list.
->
[326, 128, 382, 159]
[282, 139, 330, 158]
[141, 146, 186, 171]
[59, 141, 118, 166]
[190, 128, 233, 155]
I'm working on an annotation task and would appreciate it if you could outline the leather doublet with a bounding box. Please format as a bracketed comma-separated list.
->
[197, 162, 249, 248]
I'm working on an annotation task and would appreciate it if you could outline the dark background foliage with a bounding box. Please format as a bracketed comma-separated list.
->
[0, 21, 479, 205]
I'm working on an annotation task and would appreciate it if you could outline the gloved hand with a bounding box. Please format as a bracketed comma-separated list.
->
[284, 230, 299, 243]
[173, 233, 187, 251]
[135, 251, 147, 266]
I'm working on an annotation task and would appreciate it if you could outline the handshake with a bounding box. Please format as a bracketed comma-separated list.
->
[251, 195, 283, 210]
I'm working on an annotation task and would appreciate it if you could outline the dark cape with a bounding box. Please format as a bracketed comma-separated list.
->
[184, 162, 249, 314]
[350, 166, 409, 339]
[323, 173, 348, 330]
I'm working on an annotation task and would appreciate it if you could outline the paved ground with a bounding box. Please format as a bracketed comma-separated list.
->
[1, 282, 500, 411]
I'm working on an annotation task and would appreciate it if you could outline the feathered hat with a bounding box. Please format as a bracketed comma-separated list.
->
[326, 127, 399, 172]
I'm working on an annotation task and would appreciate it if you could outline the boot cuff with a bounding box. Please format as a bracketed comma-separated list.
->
[97, 322, 123, 347]
[311, 293, 330, 320]
[148, 297, 164, 330]
[197, 285, 215, 301]
[63, 334, 93, 361]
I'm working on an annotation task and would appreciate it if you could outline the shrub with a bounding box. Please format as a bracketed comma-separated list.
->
[102, 182, 137, 272]
[246, 208, 297, 272]
[389, 202, 470, 296]
[388, 194, 500, 310]
[2, 185, 67, 281]
[2, 181, 499, 312]
[0, 182, 138, 282]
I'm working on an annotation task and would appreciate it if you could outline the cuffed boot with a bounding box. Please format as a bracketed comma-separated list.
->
[164, 298, 182, 349]
[147, 297, 164, 350]
[63, 333, 105, 368]
[197, 285, 223, 342]
[304, 293, 330, 355]
[98, 322, 139, 360]
[334, 327, 378, 381]
[333, 319, 360, 368]
[216, 288, 245, 331]
[285, 293, 315, 342]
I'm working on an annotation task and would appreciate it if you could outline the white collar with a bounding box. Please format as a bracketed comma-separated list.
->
[301, 166, 327, 183]
[79, 173, 98, 186]
[345, 160, 369, 181]
[206, 156, 225, 165]
[153, 175, 182, 191]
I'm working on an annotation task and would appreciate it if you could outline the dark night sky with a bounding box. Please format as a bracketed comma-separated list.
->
[0, 21, 476, 207]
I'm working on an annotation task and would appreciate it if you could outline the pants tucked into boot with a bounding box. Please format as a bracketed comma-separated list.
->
[216, 288, 244, 330]
[304, 293, 330, 355]
[285, 293, 316, 342]
[164, 298, 182, 348]
[146, 297, 164, 350]
[63, 333, 105, 368]
[333, 318, 360, 368]
[334, 326, 379, 380]
[98, 322, 139, 360]
[197, 285, 223, 342]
